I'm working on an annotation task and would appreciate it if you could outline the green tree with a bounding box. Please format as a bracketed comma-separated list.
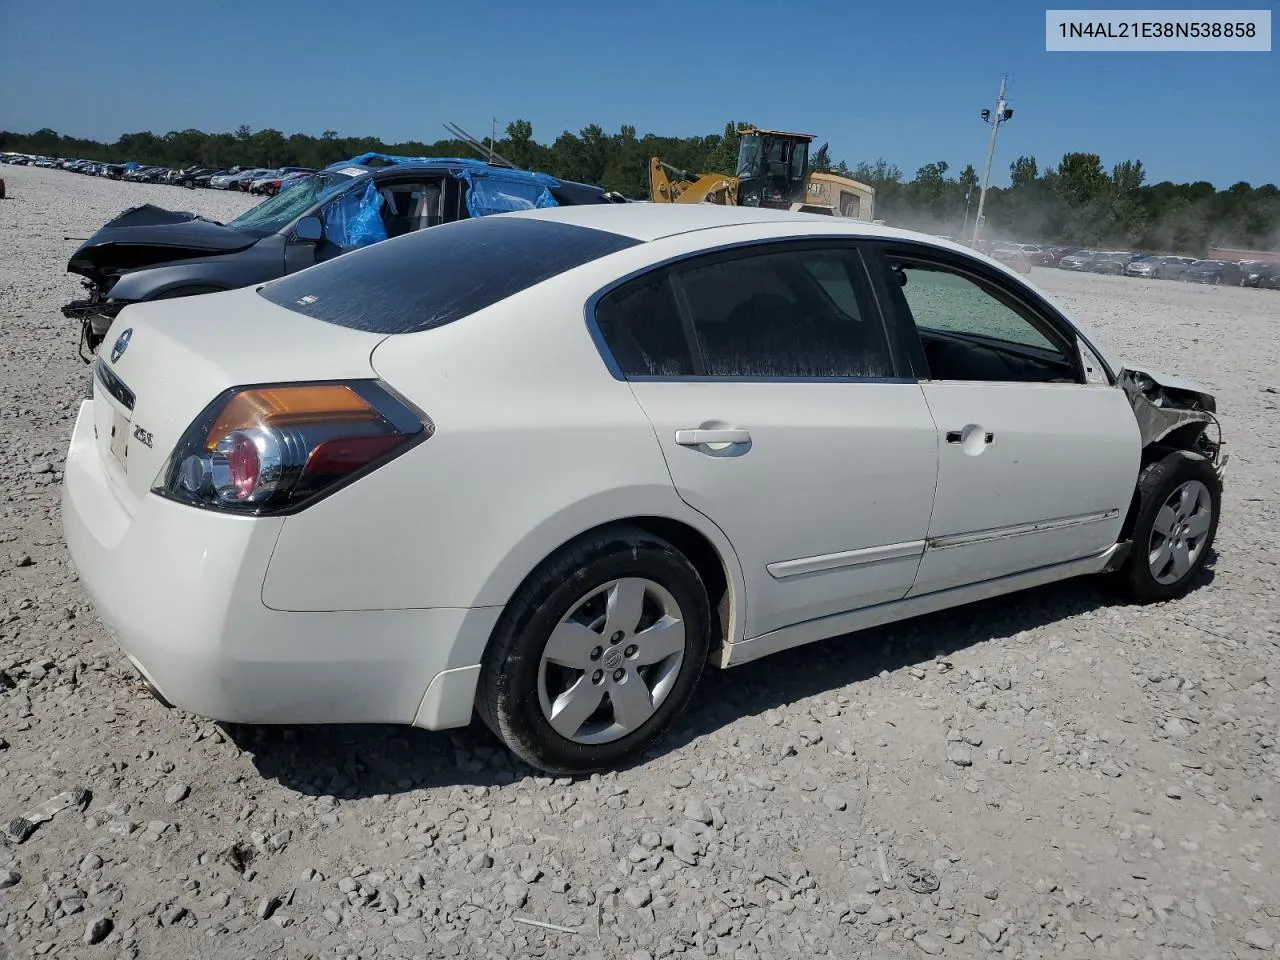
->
[704, 121, 750, 176]
[1055, 152, 1108, 205]
[4, 122, 1276, 252]
[1009, 155, 1038, 189]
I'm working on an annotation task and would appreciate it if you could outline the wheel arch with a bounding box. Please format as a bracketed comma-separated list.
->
[479, 512, 746, 670]
[108, 266, 236, 303]
[1119, 441, 1216, 543]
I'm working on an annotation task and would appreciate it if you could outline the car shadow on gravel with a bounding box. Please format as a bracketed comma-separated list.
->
[227, 559, 1216, 798]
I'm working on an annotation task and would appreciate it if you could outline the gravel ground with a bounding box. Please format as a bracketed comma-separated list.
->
[2, 164, 1279, 960]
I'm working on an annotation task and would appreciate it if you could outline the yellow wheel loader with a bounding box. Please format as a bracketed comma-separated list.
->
[648, 128, 874, 220]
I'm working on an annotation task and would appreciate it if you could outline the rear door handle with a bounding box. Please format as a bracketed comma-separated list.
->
[675, 428, 752, 446]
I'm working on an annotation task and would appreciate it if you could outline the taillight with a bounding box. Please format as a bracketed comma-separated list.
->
[153, 380, 431, 515]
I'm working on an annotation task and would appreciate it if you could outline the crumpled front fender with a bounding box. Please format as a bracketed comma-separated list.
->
[1118, 365, 1227, 479]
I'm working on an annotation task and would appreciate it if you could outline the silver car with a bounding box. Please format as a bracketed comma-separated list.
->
[1058, 250, 1097, 271]
[1124, 255, 1162, 278]
[1153, 256, 1198, 280]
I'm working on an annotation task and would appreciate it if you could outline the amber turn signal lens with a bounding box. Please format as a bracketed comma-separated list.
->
[204, 384, 379, 450]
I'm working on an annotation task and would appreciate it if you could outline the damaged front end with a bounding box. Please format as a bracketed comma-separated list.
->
[62, 275, 134, 361]
[61, 203, 256, 361]
[1118, 367, 1227, 481]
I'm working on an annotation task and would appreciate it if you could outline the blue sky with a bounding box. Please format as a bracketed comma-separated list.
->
[2, 0, 1275, 187]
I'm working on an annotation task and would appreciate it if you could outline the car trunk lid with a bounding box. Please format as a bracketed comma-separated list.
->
[91, 286, 389, 510]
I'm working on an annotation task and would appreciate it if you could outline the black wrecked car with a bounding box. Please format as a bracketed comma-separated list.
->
[1239, 261, 1280, 288]
[1184, 260, 1244, 285]
[62, 155, 629, 356]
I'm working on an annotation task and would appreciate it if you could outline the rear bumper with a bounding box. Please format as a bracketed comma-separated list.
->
[61, 399, 498, 730]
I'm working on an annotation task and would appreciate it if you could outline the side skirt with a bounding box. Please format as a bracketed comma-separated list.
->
[718, 543, 1123, 668]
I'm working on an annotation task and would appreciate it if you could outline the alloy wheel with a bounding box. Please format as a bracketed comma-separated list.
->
[1148, 479, 1213, 585]
[537, 577, 686, 744]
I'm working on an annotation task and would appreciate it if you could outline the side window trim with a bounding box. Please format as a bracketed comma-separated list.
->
[585, 236, 918, 384]
[847, 239, 931, 382]
[862, 239, 1089, 385]
[667, 271, 708, 377]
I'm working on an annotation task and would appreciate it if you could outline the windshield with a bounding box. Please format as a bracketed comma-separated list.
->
[736, 134, 763, 178]
[227, 171, 359, 235]
[788, 139, 808, 179]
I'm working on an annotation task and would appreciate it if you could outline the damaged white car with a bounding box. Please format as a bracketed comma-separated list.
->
[61, 205, 1225, 774]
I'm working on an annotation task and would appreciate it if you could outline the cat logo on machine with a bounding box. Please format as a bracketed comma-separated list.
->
[132, 424, 153, 448]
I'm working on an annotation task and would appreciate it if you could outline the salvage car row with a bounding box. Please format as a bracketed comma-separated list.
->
[1, 153, 316, 195]
[56, 148, 1229, 774]
[993, 241, 1280, 289]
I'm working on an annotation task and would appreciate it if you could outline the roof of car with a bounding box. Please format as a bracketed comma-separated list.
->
[334, 160, 500, 176]
[507, 202, 943, 245]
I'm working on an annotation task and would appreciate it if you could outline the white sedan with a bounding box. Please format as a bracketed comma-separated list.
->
[61, 204, 1227, 774]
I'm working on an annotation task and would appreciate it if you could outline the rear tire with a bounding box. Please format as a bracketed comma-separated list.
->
[476, 526, 712, 775]
[1108, 450, 1220, 604]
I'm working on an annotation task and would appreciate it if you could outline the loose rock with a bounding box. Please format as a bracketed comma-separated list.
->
[948, 746, 973, 767]
[83, 916, 112, 945]
[164, 782, 190, 804]
[1246, 929, 1275, 950]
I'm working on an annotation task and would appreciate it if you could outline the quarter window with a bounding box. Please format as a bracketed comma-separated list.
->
[594, 273, 696, 377]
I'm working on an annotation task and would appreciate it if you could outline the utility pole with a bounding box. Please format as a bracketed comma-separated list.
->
[971, 76, 1013, 247]
[489, 117, 497, 163]
[961, 181, 975, 238]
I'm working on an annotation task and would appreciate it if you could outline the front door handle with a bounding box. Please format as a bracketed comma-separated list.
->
[946, 430, 995, 444]
[675, 428, 752, 446]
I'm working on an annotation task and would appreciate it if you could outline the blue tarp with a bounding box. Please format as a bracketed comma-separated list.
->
[312, 155, 564, 247]
[322, 153, 564, 217]
[451, 168, 559, 217]
[323, 179, 388, 249]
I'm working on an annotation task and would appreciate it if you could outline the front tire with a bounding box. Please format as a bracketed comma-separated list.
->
[1111, 450, 1220, 604]
[476, 526, 712, 775]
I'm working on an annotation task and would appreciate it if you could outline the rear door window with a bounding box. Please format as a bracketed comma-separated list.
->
[593, 242, 896, 379]
[674, 244, 894, 379]
[259, 216, 640, 334]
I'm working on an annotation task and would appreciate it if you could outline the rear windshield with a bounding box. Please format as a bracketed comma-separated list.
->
[258, 216, 640, 334]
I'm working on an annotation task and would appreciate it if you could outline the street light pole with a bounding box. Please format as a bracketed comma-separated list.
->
[971, 76, 1012, 247]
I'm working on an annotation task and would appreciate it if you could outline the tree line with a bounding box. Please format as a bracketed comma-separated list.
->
[3, 120, 1276, 256]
